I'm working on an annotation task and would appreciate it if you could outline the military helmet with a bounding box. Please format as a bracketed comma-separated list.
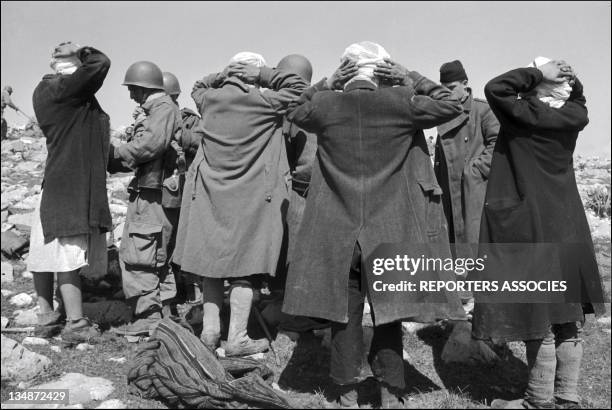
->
[122, 61, 164, 90]
[162, 72, 181, 96]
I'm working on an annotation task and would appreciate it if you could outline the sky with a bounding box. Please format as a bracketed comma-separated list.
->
[2, 1, 611, 157]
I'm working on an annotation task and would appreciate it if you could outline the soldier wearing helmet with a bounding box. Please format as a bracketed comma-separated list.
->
[109, 61, 182, 339]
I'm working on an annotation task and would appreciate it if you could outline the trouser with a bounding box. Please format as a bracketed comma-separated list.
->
[524, 321, 583, 406]
[120, 188, 177, 317]
[330, 242, 405, 389]
[201, 275, 265, 338]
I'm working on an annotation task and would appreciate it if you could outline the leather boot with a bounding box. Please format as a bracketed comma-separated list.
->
[224, 286, 269, 357]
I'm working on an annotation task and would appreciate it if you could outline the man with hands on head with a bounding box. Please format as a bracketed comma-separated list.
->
[472, 58, 606, 409]
[173, 52, 307, 357]
[283, 41, 465, 408]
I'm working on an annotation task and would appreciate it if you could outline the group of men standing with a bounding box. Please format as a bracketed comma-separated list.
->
[22, 40, 605, 409]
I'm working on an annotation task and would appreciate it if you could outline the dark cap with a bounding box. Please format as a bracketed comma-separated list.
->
[440, 60, 468, 83]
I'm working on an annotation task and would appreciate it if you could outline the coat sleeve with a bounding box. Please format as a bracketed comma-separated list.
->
[484, 67, 588, 132]
[286, 79, 329, 134]
[259, 67, 309, 115]
[472, 104, 499, 177]
[53, 47, 110, 102]
[191, 73, 224, 113]
[178, 111, 202, 159]
[405, 72, 464, 129]
[113, 102, 177, 168]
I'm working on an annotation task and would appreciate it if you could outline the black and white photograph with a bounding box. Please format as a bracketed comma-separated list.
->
[1, 1, 610, 409]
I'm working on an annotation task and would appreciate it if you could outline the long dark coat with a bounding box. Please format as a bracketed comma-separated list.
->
[435, 92, 499, 257]
[282, 75, 467, 325]
[472, 67, 606, 342]
[172, 68, 307, 278]
[32, 47, 112, 241]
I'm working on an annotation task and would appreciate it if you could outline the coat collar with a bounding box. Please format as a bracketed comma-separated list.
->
[437, 90, 473, 136]
[344, 79, 378, 93]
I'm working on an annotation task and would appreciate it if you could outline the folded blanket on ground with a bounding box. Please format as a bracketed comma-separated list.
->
[127, 318, 290, 409]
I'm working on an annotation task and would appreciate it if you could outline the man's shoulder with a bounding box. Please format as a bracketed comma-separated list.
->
[473, 97, 491, 107]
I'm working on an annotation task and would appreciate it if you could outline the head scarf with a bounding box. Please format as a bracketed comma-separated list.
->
[229, 52, 266, 68]
[341, 41, 390, 87]
[50, 41, 82, 75]
[528, 56, 572, 108]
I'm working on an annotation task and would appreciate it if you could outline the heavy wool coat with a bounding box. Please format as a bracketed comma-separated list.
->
[172, 68, 307, 278]
[435, 92, 499, 257]
[472, 67, 606, 342]
[32, 47, 112, 241]
[282, 75, 468, 325]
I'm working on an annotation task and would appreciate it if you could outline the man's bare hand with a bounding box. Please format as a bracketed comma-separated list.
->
[326, 59, 359, 90]
[539, 60, 573, 84]
[374, 58, 410, 86]
[227, 62, 261, 83]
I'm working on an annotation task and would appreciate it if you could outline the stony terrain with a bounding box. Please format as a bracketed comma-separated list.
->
[1, 125, 610, 409]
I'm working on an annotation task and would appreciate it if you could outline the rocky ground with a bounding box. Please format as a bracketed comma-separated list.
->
[1, 126, 610, 409]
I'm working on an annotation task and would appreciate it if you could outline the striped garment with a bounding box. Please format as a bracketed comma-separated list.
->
[127, 318, 290, 409]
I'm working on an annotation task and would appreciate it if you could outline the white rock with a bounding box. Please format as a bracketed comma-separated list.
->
[13, 307, 39, 326]
[51, 346, 61, 353]
[112, 222, 125, 243]
[215, 347, 226, 357]
[12, 194, 40, 211]
[1, 334, 51, 382]
[109, 204, 127, 215]
[1, 261, 14, 283]
[2, 187, 28, 204]
[597, 316, 611, 326]
[402, 322, 429, 334]
[402, 349, 410, 361]
[95, 400, 126, 409]
[1, 316, 8, 328]
[10, 292, 33, 307]
[7, 212, 33, 228]
[14, 161, 40, 172]
[22, 337, 50, 346]
[107, 357, 126, 364]
[28, 373, 114, 405]
[244, 352, 265, 360]
[76, 343, 95, 351]
[1, 289, 15, 297]
[21, 271, 33, 279]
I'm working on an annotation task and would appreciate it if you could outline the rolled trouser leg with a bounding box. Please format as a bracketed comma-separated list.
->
[554, 322, 583, 405]
[123, 265, 162, 317]
[524, 331, 556, 408]
[201, 277, 223, 349]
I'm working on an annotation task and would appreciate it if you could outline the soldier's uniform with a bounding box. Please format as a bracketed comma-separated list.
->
[110, 93, 182, 325]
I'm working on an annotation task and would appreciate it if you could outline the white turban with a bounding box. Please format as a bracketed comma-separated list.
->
[341, 41, 390, 87]
[229, 51, 266, 68]
[50, 56, 81, 75]
[528, 56, 572, 108]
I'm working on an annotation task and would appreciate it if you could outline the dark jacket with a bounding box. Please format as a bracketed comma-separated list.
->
[173, 68, 307, 278]
[111, 94, 182, 190]
[472, 67, 606, 342]
[32, 47, 112, 241]
[435, 91, 499, 257]
[282, 75, 467, 325]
